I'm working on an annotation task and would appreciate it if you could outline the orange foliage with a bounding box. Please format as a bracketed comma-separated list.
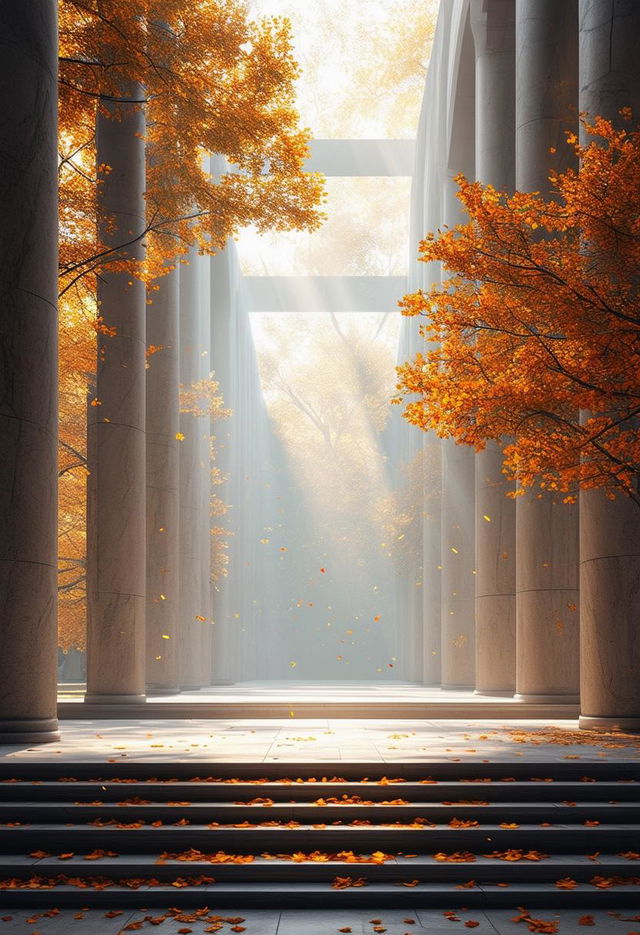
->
[511, 909, 559, 934]
[396, 114, 640, 505]
[331, 876, 368, 888]
[484, 850, 549, 862]
[56, 0, 325, 650]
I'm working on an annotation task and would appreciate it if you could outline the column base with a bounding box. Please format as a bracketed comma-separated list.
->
[515, 692, 579, 705]
[0, 718, 60, 744]
[579, 715, 640, 733]
[145, 687, 180, 696]
[84, 693, 147, 705]
[474, 689, 515, 697]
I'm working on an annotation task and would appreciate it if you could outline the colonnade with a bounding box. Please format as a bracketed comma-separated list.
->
[0, 1, 232, 740]
[1, 1, 639, 743]
[413, 0, 640, 728]
[86, 230, 228, 704]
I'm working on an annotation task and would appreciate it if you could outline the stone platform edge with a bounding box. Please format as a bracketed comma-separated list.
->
[58, 701, 581, 719]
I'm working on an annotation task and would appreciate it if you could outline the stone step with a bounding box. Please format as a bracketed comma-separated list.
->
[1, 762, 638, 910]
[2, 802, 638, 824]
[0, 852, 637, 882]
[1, 761, 637, 782]
[1, 879, 639, 909]
[1, 823, 638, 852]
[2, 780, 638, 802]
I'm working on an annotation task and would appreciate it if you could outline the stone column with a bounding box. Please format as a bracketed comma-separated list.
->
[178, 246, 211, 688]
[440, 13, 477, 689]
[209, 244, 236, 685]
[470, 0, 517, 695]
[85, 78, 147, 704]
[440, 438, 476, 688]
[578, 0, 640, 730]
[196, 250, 213, 688]
[422, 435, 442, 684]
[145, 266, 181, 693]
[514, 0, 580, 703]
[0, 2, 60, 743]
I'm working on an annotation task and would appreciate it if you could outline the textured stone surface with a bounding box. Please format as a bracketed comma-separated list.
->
[146, 266, 181, 692]
[178, 246, 212, 688]
[439, 13, 477, 691]
[470, 0, 517, 695]
[86, 75, 147, 703]
[514, 0, 580, 704]
[577, 0, 640, 724]
[0, 3, 59, 742]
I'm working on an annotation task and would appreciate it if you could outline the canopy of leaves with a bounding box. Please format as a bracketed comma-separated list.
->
[396, 115, 640, 504]
[57, 0, 325, 650]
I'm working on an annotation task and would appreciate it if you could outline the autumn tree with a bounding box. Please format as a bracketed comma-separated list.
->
[395, 115, 640, 505]
[58, 0, 325, 290]
[56, 0, 325, 651]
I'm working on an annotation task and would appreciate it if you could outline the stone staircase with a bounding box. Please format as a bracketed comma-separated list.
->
[0, 761, 639, 908]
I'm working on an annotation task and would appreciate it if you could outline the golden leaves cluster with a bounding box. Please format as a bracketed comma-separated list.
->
[396, 115, 640, 503]
[56, 0, 325, 649]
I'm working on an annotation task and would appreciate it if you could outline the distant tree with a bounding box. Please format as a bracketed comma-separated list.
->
[395, 115, 640, 505]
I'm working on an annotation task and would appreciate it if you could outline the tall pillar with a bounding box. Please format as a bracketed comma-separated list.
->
[470, 0, 517, 695]
[197, 251, 213, 688]
[514, 0, 580, 703]
[178, 246, 211, 688]
[0, 3, 60, 743]
[210, 244, 236, 685]
[422, 435, 442, 684]
[578, 0, 640, 730]
[440, 13, 477, 689]
[441, 439, 476, 687]
[145, 266, 180, 693]
[86, 78, 147, 704]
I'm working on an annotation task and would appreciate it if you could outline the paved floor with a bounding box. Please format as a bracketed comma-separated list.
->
[1, 718, 639, 764]
[2, 907, 640, 934]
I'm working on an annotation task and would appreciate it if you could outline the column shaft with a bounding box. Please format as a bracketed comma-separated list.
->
[578, 0, 640, 730]
[86, 80, 147, 704]
[197, 252, 213, 688]
[470, 0, 517, 695]
[514, 0, 580, 704]
[440, 12, 477, 689]
[0, 2, 60, 743]
[210, 244, 236, 684]
[145, 267, 180, 692]
[422, 433, 442, 684]
[440, 439, 476, 688]
[178, 247, 212, 688]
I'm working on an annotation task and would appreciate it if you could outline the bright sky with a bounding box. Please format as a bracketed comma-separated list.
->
[237, 0, 438, 277]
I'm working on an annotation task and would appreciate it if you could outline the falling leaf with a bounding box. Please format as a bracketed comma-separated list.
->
[175, 432, 185, 441]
